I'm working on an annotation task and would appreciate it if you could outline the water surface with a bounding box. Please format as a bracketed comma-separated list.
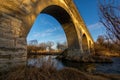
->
[27, 55, 120, 74]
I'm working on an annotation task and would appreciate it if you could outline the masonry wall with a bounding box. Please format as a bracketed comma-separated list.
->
[0, 0, 94, 71]
[0, 14, 27, 71]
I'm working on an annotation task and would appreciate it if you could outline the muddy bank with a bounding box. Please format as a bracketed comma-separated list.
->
[57, 50, 112, 63]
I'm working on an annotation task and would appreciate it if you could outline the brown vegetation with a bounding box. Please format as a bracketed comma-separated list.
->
[27, 40, 67, 56]
[94, 35, 120, 57]
[0, 58, 120, 80]
[97, 0, 120, 57]
[57, 49, 112, 63]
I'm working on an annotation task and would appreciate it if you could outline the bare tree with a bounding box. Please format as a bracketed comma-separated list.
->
[46, 41, 54, 51]
[39, 43, 47, 51]
[56, 42, 67, 51]
[28, 40, 38, 46]
[98, 0, 120, 45]
[97, 35, 105, 46]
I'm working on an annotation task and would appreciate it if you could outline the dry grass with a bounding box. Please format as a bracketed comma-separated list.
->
[2, 66, 119, 80]
[0, 64, 89, 80]
[0, 57, 120, 80]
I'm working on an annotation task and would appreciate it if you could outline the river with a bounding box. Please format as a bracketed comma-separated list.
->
[27, 55, 120, 74]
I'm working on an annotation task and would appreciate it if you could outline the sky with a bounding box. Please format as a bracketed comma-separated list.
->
[27, 14, 67, 44]
[27, 0, 106, 48]
[73, 0, 106, 40]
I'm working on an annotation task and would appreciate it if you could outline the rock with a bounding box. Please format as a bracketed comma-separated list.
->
[57, 50, 113, 63]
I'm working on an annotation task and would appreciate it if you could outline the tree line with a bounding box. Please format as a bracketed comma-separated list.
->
[98, 0, 120, 46]
[94, 0, 120, 56]
[27, 40, 67, 54]
[95, 35, 119, 53]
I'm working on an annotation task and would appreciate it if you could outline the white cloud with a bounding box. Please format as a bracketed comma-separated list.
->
[87, 22, 104, 31]
[33, 27, 61, 37]
[34, 32, 52, 37]
[46, 27, 60, 33]
[87, 22, 106, 41]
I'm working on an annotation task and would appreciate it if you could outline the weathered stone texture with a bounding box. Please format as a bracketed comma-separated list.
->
[0, 5, 27, 71]
[0, 0, 94, 71]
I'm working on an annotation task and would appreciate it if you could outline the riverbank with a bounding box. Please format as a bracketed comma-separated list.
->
[1, 65, 120, 80]
[1, 55, 120, 80]
[57, 50, 113, 63]
[95, 50, 120, 57]
[57, 54, 113, 63]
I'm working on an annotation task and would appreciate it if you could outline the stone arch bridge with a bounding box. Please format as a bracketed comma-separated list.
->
[0, 0, 94, 69]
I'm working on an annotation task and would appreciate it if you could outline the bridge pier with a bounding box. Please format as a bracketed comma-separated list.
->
[0, 0, 94, 71]
[0, 14, 27, 71]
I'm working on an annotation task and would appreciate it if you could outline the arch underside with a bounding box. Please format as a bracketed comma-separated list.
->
[41, 5, 80, 49]
[0, 0, 94, 71]
[82, 34, 89, 53]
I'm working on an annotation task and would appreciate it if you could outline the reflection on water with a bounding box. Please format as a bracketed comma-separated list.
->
[27, 55, 64, 70]
[27, 55, 120, 74]
[96, 57, 120, 74]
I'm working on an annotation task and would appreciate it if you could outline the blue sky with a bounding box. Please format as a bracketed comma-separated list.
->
[27, 0, 106, 47]
[27, 14, 67, 44]
[73, 0, 106, 41]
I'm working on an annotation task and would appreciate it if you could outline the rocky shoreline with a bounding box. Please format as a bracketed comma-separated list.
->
[57, 50, 113, 63]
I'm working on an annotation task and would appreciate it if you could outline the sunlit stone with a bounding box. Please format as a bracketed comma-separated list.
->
[0, 0, 94, 71]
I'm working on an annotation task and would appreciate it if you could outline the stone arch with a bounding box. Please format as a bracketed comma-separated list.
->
[82, 34, 89, 53]
[27, 5, 80, 50]
[89, 40, 92, 53]
[89, 40, 95, 54]
[0, 0, 94, 70]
